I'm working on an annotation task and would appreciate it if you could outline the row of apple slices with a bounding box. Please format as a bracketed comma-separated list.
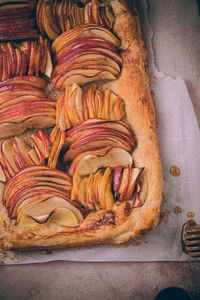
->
[3, 165, 85, 225]
[0, 76, 56, 138]
[36, 0, 114, 41]
[51, 83, 125, 137]
[0, 1, 38, 41]
[71, 166, 143, 211]
[31, 130, 52, 164]
[63, 118, 135, 161]
[51, 24, 122, 89]
[0, 37, 52, 82]
[0, 131, 52, 182]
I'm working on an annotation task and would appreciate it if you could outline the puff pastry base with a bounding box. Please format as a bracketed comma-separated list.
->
[0, 0, 163, 251]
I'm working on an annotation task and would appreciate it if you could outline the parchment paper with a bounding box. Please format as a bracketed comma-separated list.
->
[1, 0, 200, 264]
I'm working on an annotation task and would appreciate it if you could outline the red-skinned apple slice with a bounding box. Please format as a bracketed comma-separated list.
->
[124, 167, 144, 200]
[113, 165, 123, 194]
[1, 43, 12, 79]
[0, 88, 46, 98]
[9, 184, 71, 218]
[1, 47, 8, 81]
[0, 49, 3, 81]
[52, 24, 120, 52]
[0, 76, 47, 89]
[67, 129, 133, 150]
[52, 54, 121, 79]
[117, 167, 128, 200]
[4, 166, 72, 203]
[118, 166, 131, 201]
[54, 47, 122, 70]
[52, 68, 116, 90]
[66, 118, 131, 137]
[64, 134, 132, 162]
[65, 119, 134, 146]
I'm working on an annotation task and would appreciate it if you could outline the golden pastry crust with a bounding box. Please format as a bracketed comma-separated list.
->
[0, 0, 162, 250]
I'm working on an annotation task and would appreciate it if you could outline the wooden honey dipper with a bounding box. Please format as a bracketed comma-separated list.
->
[182, 219, 200, 259]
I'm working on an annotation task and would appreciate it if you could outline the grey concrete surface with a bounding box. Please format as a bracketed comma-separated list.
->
[149, 0, 200, 126]
[0, 1, 200, 300]
[0, 262, 200, 300]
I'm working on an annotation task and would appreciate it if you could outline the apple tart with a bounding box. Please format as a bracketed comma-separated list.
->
[0, 0, 162, 250]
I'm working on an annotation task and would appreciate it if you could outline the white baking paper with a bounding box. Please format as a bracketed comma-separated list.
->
[1, 0, 200, 264]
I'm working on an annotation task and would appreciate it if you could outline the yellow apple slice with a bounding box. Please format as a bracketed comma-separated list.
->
[0, 164, 6, 182]
[26, 149, 41, 165]
[86, 86, 95, 119]
[105, 175, 114, 209]
[86, 173, 95, 210]
[44, 42, 53, 78]
[70, 147, 132, 177]
[2, 139, 18, 174]
[74, 84, 84, 122]
[18, 214, 40, 227]
[99, 167, 111, 209]
[47, 207, 79, 226]
[48, 130, 65, 168]
[108, 92, 125, 121]
[55, 94, 63, 126]
[68, 146, 111, 176]
[102, 88, 110, 119]
[78, 177, 88, 206]
[71, 172, 81, 202]
[93, 171, 102, 210]
[65, 85, 80, 126]
[95, 90, 103, 119]
[17, 196, 83, 223]
[113, 96, 125, 120]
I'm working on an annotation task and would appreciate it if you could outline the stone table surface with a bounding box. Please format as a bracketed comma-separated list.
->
[0, 1, 200, 300]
